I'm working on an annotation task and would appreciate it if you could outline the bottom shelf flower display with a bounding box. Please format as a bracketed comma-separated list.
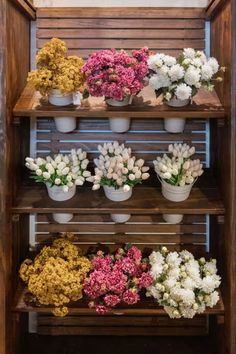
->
[19, 236, 221, 318]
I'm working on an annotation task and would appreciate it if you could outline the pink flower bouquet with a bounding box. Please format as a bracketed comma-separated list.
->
[82, 48, 149, 101]
[83, 246, 153, 314]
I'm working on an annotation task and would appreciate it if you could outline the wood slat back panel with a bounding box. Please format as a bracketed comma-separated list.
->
[36, 7, 205, 58]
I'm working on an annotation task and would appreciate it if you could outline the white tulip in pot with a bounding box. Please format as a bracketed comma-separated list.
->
[91, 141, 150, 223]
[153, 143, 204, 224]
[27, 38, 86, 133]
[147, 48, 225, 133]
[25, 148, 92, 224]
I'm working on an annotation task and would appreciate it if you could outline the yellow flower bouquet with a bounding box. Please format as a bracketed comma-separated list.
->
[19, 236, 91, 316]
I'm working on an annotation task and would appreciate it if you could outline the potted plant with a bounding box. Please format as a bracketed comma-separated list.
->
[25, 148, 92, 223]
[82, 48, 149, 133]
[148, 48, 224, 133]
[153, 143, 204, 224]
[84, 245, 153, 314]
[27, 38, 85, 133]
[91, 141, 150, 223]
[146, 247, 221, 318]
[19, 236, 91, 317]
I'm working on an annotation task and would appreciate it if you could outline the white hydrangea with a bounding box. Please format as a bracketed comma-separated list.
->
[168, 64, 185, 82]
[208, 57, 219, 74]
[183, 48, 196, 59]
[149, 72, 171, 91]
[175, 83, 192, 100]
[201, 63, 214, 80]
[184, 65, 201, 87]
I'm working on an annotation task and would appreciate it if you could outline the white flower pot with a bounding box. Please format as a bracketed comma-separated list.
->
[166, 97, 190, 108]
[164, 118, 186, 133]
[111, 213, 131, 223]
[54, 117, 77, 133]
[161, 179, 193, 202]
[162, 214, 183, 224]
[48, 89, 73, 106]
[106, 96, 131, 133]
[103, 185, 132, 201]
[46, 183, 76, 224]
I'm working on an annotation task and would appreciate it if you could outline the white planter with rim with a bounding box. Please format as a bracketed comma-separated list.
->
[103, 185, 132, 223]
[161, 179, 194, 202]
[162, 214, 183, 224]
[46, 183, 76, 223]
[164, 97, 190, 133]
[48, 89, 76, 133]
[106, 96, 131, 133]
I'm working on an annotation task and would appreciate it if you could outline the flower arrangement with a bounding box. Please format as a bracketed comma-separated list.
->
[82, 47, 149, 101]
[146, 247, 221, 318]
[91, 141, 150, 192]
[19, 237, 91, 316]
[27, 38, 85, 96]
[153, 143, 204, 187]
[83, 246, 153, 314]
[148, 48, 225, 103]
[25, 149, 92, 192]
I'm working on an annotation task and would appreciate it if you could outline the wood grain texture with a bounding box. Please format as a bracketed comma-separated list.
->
[13, 83, 225, 119]
[9, 0, 36, 19]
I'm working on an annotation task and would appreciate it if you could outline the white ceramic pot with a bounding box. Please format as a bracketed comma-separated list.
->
[166, 97, 190, 108]
[161, 179, 193, 202]
[48, 89, 73, 106]
[54, 117, 77, 133]
[162, 214, 183, 224]
[164, 118, 186, 133]
[106, 96, 131, 133]
[46, 183, 76, 223]
[103, 185, 132, 201]
[111, 214, 131, 223]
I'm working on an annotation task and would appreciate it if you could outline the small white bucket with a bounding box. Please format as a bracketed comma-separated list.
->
[106, 96, 130, 107]
[54, 117, 77, 133]
[48, 89, 73, 106]
[161, 179, 193, 202]
[109, 117, 130, 133]
[164, 118, 186, 133]
[103, 185, 132, 201]
[111, 213, 131, 223]
[52, 213, 74, 223]
[162, 214, 183, 224]
[166, 97, 190, 108]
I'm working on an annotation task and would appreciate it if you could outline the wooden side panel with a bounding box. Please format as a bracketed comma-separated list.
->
[210, 1, 236, 354]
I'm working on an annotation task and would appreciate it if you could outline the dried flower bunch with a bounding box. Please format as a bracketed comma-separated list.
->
[25, 149, 92, 192]
[153, 143, 204, 186]
[27, 38, 85, 96]
[147, 247, 221, 319]
[19, 237, 91, 316]
[82, 47, 149, 101]
[148, 48, 225, 102]
[91, 141, 150, 191]
[84, 246, 153, 314]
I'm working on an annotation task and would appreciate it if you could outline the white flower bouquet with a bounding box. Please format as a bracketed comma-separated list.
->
[25, 149, 92, 193]
[148, 48, 224, 105]
[147, 247, 221, 319]
[92, 141, 150, 193]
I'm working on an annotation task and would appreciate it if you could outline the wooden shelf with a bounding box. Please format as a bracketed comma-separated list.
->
[14, 285, 224, 316]
[12, 178, 224, 215]
[13, 83, 226, 119]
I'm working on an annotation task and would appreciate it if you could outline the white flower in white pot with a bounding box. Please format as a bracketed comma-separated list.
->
[91, 141, 150, 223]
[25, 149, 91, 223]
[147, 48, 224, 133]
[153, 143, 204, 224]
[146, 247, 221, 319]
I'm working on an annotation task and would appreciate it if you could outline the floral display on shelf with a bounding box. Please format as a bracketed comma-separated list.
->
[146, 247, 221, 319]
[83, 246, 153, 314]
[91, 141, 150, 192]
[27, 38, 85, 96]
[153, 143, 204, 187]
[82, 47, 149, 102]
[19, 236, 91, 316]
[25, 149, 92, 192]
[148, 48, 225, 104]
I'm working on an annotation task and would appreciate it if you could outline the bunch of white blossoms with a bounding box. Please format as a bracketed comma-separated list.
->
[148, 48, 224, 102]
[146, 247, 221, 319]
[153, 143, 204, 186]
[91, 141, 150, 191]
[25, 149, 92, 192]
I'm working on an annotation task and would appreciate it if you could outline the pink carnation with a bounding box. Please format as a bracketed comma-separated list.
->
[138, 272, 153, 288]
[127, 246, 142, 263]
[104, 294, 121, 307]
[95, 305, 109, 314]
[121, 257, 137, 275]
[123, 289, 140, 305]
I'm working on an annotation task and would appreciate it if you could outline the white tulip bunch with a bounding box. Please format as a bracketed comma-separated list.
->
[25, 149, 92, 192]
[153, 143, 204, 186]
[148, 48, 225, 102]
[146, 247, 221, 319]
[91, 141, 150, 191]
